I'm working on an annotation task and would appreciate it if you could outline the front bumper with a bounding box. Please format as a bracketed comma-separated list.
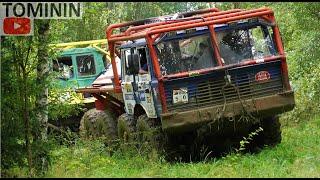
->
[161, 90, 295, 133]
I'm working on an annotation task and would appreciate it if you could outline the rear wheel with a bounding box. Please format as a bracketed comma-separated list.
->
[79, 108, 117, 140]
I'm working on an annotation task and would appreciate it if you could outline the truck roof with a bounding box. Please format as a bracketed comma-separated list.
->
[60, 47, 101, 56]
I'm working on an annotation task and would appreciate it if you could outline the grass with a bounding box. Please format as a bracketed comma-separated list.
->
[42, 115, 320, 178]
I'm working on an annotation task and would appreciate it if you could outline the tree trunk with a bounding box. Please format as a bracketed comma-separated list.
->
[36, 19, 50, 172]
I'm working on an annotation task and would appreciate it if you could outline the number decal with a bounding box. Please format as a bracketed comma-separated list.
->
[173, 88, 188, 104]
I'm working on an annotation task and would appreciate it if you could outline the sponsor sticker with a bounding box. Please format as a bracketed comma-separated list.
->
[124, 94, 134, 100]
[124, 83, 132, 92]
[255, 71, 271, 82]
[188, 71, 200, 77]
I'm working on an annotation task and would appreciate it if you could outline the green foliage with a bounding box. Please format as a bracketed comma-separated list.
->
[47, 83, 84, 121]
[237, 127, 263, 152]
[269, 3, 320, 122]
[49, 2, 218, 43]
[1, 21, 56, 176]
[50, 2, 110, 42]
[1, 36, 38, 170]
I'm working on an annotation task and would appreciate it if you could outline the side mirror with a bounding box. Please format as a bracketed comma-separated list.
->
[127, 54, 140, 75]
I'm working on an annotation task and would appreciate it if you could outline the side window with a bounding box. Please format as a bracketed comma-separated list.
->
[76, 54, 96, 76]
[121, 47, 148, 76]
[138, 48, 148, 74]
[53, 56, 74, 79]
[122, 49, 131, 75]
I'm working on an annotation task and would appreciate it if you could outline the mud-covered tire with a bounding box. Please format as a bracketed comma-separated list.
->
[261, 116, 282, 146]
[117, 113, 136, 142]
[136, 114, 162, 149]
[79, 108, 117, 140]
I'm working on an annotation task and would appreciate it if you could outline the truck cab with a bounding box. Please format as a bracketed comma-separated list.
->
[52, 47, 112, 105]
[53, 47, 108, 90]
[52, 47, 109, 103]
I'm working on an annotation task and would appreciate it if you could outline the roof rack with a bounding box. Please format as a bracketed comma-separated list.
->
[106, 7, 274, 43]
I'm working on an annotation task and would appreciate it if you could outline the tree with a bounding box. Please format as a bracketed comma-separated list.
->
[1, 36, 36, 176]
[1, 20, 53, 177]
[35, 19, 51, 173]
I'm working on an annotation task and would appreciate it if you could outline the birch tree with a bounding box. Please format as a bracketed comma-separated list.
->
[35, 19, 51, 173]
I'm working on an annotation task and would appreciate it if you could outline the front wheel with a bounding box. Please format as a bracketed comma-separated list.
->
[136, 114, 162, 150]
[117, 113, 136, 143]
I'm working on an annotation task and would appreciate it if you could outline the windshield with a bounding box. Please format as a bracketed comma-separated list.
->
[156, 33, 217, 76]
[217, 25, 278, 65]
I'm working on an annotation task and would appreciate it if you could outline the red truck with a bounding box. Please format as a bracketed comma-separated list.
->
[77, 7, 295, 159]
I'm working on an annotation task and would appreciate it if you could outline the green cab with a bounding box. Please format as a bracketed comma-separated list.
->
[53, 47, 108, 90]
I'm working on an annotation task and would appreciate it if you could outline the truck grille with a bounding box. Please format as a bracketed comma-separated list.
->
[164, 60, 284, 112]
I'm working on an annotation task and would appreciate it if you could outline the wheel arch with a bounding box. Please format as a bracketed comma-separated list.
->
[134, 103, 150, 119]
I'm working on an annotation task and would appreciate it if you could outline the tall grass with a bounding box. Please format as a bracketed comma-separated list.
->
[38, 115, 320, 178]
